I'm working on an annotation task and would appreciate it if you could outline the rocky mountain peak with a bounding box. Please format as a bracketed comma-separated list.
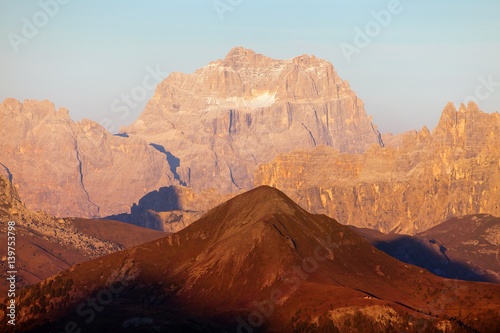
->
[24, 99, 69, 121]
[416, 125, 431, 144]
[419, 125, 430, 136]
[457, 103, 467, 113]
[143, 47, 346, 117]
[2, 97, 22, 112]
[433, 101, 499, 150]
[225, 46, 256, 58]
[256, 102, 500, 235]
[435, 101, 491, 130]
[124, 48, 382, 194]
[460, 101, 481, 113]
[436, 101, 458, 129]
[1, 48, 384, 219]
[215, 185, 301, 221]
[222, 46, 261, 66]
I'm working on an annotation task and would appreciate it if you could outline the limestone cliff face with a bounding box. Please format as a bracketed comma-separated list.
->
[0, 98, 175, 218]
[126, 47, 383, 193]
[255, 102, 500, 235]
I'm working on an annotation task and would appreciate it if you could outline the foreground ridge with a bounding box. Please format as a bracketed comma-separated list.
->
[4, 186, 499, 332]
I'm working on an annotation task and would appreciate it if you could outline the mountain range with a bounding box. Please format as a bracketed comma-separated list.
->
[1, 46, 381, 221]
[124, 46, 383, 193]
[3, 187, 499, 332]
[1, 47, 499, 331]
[256, 102, 500, 234]
[1, 48, 499, 236]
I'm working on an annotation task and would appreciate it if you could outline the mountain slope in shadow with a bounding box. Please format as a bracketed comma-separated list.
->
[352, 214, 500, 283]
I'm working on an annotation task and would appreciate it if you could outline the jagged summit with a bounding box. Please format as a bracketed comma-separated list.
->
[151, 46, 344, 109]
[433, 101, 500, 148]
[222, 46, 262, 65]
[435, 101, 495, 128]
[223, 46, 314, 62]
[221, 47, 327, 73]
[256, 101, 500, 234]
[0, 48, 385, 218]
[1, 98, 70, 122]
[225, 46, 256, 57]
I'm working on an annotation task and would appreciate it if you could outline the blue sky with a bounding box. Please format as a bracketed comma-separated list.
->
[0, 0, 499, 134]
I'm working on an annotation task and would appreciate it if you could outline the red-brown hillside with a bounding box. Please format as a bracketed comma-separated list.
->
[4, 186, 499, 332]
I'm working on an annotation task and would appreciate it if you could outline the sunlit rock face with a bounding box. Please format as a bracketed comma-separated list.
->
[126, 47, 383, 193]
[256, 102, 500, 235]
[0, 98, 174, 218]
[0, 48, 382, 219]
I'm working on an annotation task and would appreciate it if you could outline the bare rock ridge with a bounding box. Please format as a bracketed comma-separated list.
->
[125, 46, 384, 193]
[0, 98, 176, 218]
[256, 102, 500, 234]
[6, 186, 500, 332]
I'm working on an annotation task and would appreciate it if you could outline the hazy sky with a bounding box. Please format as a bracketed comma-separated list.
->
[1, 0, 499, 134]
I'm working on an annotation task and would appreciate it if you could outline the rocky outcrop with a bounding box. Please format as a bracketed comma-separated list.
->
[256, 102, 500, 234]
[0, 174, 164, 292]
[0, 173, 121, 291]
[0, 170, 25, 220]
[0, 98, 175, 218]
[125, 47, 383, 193]
[0, 174, 122, 259]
